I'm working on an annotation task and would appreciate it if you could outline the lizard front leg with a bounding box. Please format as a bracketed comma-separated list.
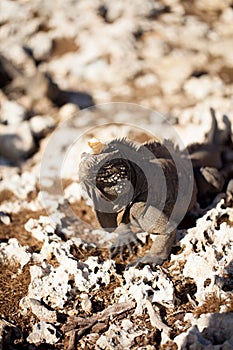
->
[130, 231, 176, 267]
[129, 203, 177, 267]
[96, 210, 142, 260]
[110, 223, 142, 260]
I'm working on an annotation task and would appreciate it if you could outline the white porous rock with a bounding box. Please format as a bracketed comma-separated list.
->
[83, 256, 116, 289]
[47, 26, 140, 86]
[26, 237, 115, 310]
[217, 8, 233, 37]
[155, 53, 193, 95]
[1, 100, 26, 125]
[0, 0, 23, 24]
[20, 297, 57, 323]
[38, 235, 96, 265]
[96, 319, 148, 349]
[28, 241, 84, 308]
[25, 216, 56, 242]
[208, 38, 233, 65]
[134, 73, 159, 89]
[38, 192, 65, 224]
[0, 171, 36, 199]
[104, 0, 164, 19]
[140, 36, 170, 61]
[27, 32, 53, 61]
[102, 1, 123, 22]
[28, 262, 77, 309]
[58, 103, 80, 123]
[64, 182, 82, 203]
[0, 43, 36, 73]
[171, 201, 233, 304]
[29, 115, 55, 139]
[115, 265, 174, 315]
[27, 322, 61, 345]
[0, 198, 42, 215]
[176, 16, 209, 51]
[183, 254, 217, 304]
[0, 122, 35, 161]
[0, 238, 31, 270]
[184, 76, 224, 100]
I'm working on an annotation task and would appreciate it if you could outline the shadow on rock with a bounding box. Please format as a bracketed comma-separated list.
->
[51, 87, 95, 109]
[181, 312, 233, 349]
[0, 54, 95, 110]
[215, 259, 233, 293]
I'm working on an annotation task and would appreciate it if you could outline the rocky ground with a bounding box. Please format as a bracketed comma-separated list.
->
[0, 0, 233, 349]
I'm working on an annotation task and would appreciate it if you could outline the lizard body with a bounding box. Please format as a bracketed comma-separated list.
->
[79, 112, 232, 267]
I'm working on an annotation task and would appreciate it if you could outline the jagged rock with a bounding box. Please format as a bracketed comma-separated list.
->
[29, 115, 55, 138]
[115, 265, 174, 313]
[27, 322, 62, 345]
[184, 76, 224, 100]
[174, 201, 233, 304]
[0, 171, 37, 199]
[28, 32, 53, 61]
[0, 100, 26, 125]
[58, 103, 80, 122]
[96, 319, 148, 349]
[20, 297, 57, 322]
[0, 121, 35, 161]
[0, 238, 31, 269]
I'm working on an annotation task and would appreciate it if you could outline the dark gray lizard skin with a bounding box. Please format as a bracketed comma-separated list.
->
[189, 108, 233, 207]
[79, 110, 233, 267]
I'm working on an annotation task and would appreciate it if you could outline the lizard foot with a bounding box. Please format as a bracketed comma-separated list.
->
[127, 253, 165, 269]
[110, 231, 143, 260]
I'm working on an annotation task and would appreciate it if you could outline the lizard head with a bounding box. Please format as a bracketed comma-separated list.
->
[79, 139, 136, 213]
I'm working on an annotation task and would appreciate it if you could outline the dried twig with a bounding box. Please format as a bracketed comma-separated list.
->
[145, 299, 171, 345]
[67, 330, 77, 350]
[62, 301, 136, 340]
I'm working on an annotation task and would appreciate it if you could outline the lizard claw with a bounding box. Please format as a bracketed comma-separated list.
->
[127, 253, 165, 269]
[110, 231, 142, 260]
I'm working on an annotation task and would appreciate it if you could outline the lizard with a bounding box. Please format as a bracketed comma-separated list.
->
[78, 110, 232, 267]
[188, 108, 233, 207]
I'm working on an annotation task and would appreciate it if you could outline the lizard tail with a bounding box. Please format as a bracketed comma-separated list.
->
[207, 108, 218, 145]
